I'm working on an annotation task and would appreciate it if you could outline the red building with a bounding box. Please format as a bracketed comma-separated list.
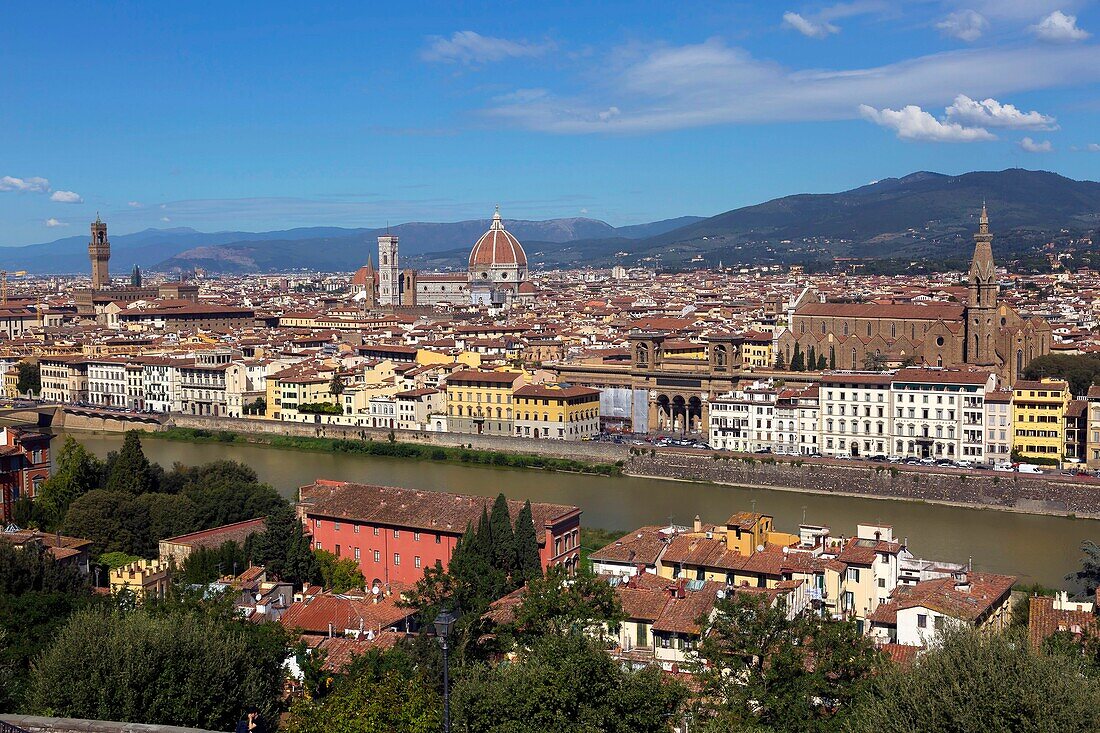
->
[297, 479, 582, 587]
[0, 426, 51, 523]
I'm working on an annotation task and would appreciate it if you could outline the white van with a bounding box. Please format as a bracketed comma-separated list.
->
[1017, 463, 1044, 474]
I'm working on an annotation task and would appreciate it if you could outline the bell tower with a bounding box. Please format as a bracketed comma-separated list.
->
[377, 234, 399, 307]
[89, 214, 111, 289]
[966, 203, 998, 367]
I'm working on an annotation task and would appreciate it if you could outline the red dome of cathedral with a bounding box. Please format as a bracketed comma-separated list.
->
[469, 208, 527, 269]
[351, 258, 377, 286]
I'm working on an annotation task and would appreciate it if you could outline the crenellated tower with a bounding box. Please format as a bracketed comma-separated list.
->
[89, 214, 111, 289]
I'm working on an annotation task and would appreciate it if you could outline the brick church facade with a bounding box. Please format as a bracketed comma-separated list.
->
[777, 206, 1050, 384]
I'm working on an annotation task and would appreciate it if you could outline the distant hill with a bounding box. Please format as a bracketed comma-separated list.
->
[523, 169, 1100, 269]
[0, 215, 703, 274]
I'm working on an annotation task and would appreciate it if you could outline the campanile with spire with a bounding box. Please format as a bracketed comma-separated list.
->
[965, 203, 998, 367]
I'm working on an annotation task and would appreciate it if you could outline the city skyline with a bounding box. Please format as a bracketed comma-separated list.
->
[2, 2, 1100, 245]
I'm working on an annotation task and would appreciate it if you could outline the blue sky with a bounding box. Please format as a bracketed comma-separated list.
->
[1, 0, 1099, 246]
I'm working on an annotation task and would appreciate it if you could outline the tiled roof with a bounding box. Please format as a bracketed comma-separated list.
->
[298, 480, 579, 538]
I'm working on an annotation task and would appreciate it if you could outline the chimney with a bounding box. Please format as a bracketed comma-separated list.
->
[954, 572, 970, 593]
[693, 514, 702, 533]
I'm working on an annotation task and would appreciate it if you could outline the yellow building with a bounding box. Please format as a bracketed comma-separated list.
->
[266, 367, 339, 420]
[512, 384, 601, 440]
[3, 367, 19, 398]
[444, 368, 526, 436]
[1012, 377, 1069, 465]
[740, 332, 774, 370]
[109, 559, 171, 601]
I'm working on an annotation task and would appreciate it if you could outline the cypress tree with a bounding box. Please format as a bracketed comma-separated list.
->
[513, 500, 542, 584]
[817, 353, 827, 370]
[829, 346, 836, 370]
[807, 345, 817, 372]
[790, 343, 805, 371]
[488, 493, 516, 575]
[775, 350, 786, 369]
[105, 431, 156, 494]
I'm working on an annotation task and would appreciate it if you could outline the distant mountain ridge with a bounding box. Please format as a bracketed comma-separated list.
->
[519, 169, 1100, 269]
[0, 216, 703, 274]
[4, 169, 1096, 274]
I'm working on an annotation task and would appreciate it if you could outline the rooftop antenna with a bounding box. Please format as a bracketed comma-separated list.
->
[750, 499, 757, 514]
[801, 505, 807, 524]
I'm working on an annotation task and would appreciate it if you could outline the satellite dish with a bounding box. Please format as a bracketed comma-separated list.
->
[756, 545, 765, 553]
[371, 585, 380, 595]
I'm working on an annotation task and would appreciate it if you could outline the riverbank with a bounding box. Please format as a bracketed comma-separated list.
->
[146, 426, 624, 477]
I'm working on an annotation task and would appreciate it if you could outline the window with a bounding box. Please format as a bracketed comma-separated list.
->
[415, 556, 422, 568]
[414, 532, 421, 542]
[435, 533, 441, 544]
[353, 524, 360, 534]
[394, 553, 401, 566]
[373, 550, 380, 562]
[334, 521, 340, 532]
[315, 541, 322, 550]
[354, 547, 361, 560]
[846, 567, 861, 582]
[917, 613, 927, 629]
[373, 527, 379, 536]
[393, 529, 400, 539]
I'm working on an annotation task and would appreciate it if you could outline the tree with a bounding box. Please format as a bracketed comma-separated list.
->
[180, 541, 252, 584]
[1069, 539, 1100, 596]
[285, 649, 440, 733]
[26, 605, 289, 731]
[693, 592, 881, 732]
[1023, 353, 1100, 397]
[245, 396, 267, 415]
[136, 493, 198, 554]
[488, 493, 516, 577]
[513, 500, 543, 584]
[98, 551, 141, 570]
[329, 373, 346, 397]
[790, 343, 805, 371]
[253, 502, 318, 587]
[775, 350, 786, 370]
[808, 345, 818, 372]
[862, 351, 887, 372]
[506, 565, 624, 642]
[105, 431, 157, 495]
[16, 362, 40, 396]
[316, 549, 366, 593]
[452, 633, 687, 733]
[63, 489, 152, 558]
[33, 436, 103, 528]
[817, 353, 828, 370]
[848, 628, 1100, 733]
[175, 461, 284, 529]
[829, 346, 837, 369]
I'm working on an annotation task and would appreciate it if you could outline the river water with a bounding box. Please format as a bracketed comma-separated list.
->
[59, 431, 1100, 589]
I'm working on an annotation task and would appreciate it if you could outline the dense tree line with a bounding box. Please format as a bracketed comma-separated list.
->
[23, 433, 283, 560]
[1023, 353, 1100, 396]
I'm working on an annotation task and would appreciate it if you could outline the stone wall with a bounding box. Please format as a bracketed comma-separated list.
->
[167, 414, 631, 464]
[625, 453, 1100, 517]
[0, 716, 215, 733]
[162, 414, 1100, 517]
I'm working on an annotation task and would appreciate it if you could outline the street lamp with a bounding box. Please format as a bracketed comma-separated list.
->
[434, 609, 459, 733]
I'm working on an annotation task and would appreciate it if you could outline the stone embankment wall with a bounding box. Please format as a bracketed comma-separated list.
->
[167, 414, 631, 463]
[0, 716, 215, 733]
[162, 415, 1100, 517]
[626, 453, 1100, 517]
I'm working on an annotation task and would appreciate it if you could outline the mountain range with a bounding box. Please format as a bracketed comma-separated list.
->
[2, 169, 1097, 274]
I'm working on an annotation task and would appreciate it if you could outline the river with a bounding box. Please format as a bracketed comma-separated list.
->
[58, 431, 1100, 589]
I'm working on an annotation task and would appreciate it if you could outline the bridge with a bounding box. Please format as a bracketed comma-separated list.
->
[0, 403, 168, 431]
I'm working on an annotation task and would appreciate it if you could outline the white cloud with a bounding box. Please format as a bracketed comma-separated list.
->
[487, 38, 1100, 133]
[944, 94, 1056, 129]
[421, 31, 552, 64]
[859, 104, 996, 141]
[127, 201, 143, 208]
[0, 175, 50, 193]
[597, 106, 621, 122]
[161, 216, 171, 222]
[45, 218, 67, 227]
[936, 10, 988, 41]
[1019, 136, 1053, 152]
[1030, 11, 1090, 42]
[49, 190, 83, 203]
[1088, 143, 1100, 152]
[783, 11, 840, 38]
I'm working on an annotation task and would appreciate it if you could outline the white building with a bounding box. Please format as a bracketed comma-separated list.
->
[984, 389, 1013, 464]
[888, 368, 994, 462]
[87, 357, 131, 409]
[819, 373, 892, 458]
